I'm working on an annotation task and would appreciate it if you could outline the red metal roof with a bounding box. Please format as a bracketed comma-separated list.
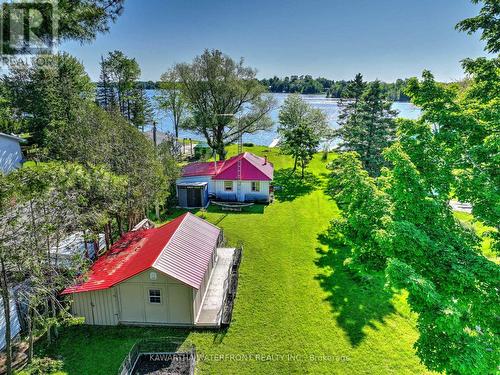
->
[181, 152, 273, 181]
[181, 161, 219, 177]
[61, 213, 220, 294]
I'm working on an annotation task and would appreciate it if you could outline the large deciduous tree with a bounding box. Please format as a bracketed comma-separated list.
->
[405, 62, 499, 252]
[52, 103, 167, 230]
[455, 0, 500, 54]
[278, 94, 329, 177]
[327, 149, 499, 375]
[0, 162, 125, 374]
[327, 2, 500, 372]
[174, 49, 276, 159]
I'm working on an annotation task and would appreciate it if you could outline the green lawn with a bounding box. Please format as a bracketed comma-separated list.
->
[37, 145, 434, 374]
[453, 211, 498, 263]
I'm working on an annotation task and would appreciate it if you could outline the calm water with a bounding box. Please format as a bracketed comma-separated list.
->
[148, 91, 421, 146]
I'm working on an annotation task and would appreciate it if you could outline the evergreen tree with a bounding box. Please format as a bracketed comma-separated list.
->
[96, 55, 115, 110]
[4, 53, 95, 149]
[130, 87, 153, 130]
[336, 79, 397, 176]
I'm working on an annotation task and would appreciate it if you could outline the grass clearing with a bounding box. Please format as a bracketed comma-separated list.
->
[453, 211, 498, 263]
[37, 145, 434, 374]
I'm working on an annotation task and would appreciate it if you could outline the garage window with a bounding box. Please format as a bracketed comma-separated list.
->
[148, 289, 161, 304]
[224, 181, 233, 191]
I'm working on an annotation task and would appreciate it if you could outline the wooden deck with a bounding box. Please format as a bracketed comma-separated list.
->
[195, 248, 235, 327]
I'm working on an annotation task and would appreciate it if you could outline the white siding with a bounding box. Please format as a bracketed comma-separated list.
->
[0, 293, 21, 350]
[214, 180, 270, 202]
[71, 288, 119, 326]
[176, 176, 215, 194]
[117, 269, 194, 325]
[0, 135, 23, 175]
[193, 249, 216, 319]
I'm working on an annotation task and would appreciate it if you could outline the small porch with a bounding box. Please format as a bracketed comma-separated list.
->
[195, 247, 240, 327]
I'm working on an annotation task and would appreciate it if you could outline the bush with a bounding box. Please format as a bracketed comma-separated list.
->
[243, 143, 254, 147]
[22, 357, 64, 375]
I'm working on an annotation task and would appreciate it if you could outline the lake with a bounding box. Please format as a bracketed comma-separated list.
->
[147, 91, 421, 146]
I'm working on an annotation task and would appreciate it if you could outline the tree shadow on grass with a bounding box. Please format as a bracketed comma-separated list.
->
[314, 232, 395, 347]
[273, 168, 321, 202]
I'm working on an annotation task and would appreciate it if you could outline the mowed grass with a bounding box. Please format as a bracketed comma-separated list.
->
[39, 145, 433, 374]
[453, 211, 498, 263]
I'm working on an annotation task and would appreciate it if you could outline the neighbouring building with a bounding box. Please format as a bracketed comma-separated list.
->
[193, 141, 211, 159]
[0, 132, 25, 174]
[176, 152, 274, 207]
[62, 213, 236, 327]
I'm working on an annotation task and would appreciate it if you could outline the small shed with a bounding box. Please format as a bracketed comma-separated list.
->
[177, 182, 209, 208]
[61, 213, 228, 327]
[194, 142, 211, 159]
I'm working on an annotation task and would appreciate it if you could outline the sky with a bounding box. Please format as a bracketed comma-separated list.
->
[61, 0, 488, 82]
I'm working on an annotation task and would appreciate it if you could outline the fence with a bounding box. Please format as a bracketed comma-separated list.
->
[221, 247, 242, 327]
[117, 337, 196, 375]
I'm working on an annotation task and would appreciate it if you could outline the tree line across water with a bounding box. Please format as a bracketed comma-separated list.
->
[260, 75, 411, 101]
[117, 76, 412, 102]
[0, 1, 497, 375]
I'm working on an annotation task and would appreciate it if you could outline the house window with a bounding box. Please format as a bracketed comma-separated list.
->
[148, 289, 161, 304]
[224, 181, 233, 191]
[251, 181, 260, 192]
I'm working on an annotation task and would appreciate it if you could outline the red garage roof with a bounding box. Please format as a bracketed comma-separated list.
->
[61, 213, 221, 294]
[181, 152, 273, 181]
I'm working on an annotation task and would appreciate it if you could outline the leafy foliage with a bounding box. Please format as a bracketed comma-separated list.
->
[405, 62, 500, 252]
[455, 0, 500, 53]
[174, 49, 276, 159]
[3, 53, 95, 148]
[278, 94, 329, 177]
[327, 150, 500, 375]
[155, 69, 187, 138]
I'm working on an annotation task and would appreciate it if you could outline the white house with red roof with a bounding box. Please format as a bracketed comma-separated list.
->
[177, 152, 274, 207]
[62, 213, 237, 327]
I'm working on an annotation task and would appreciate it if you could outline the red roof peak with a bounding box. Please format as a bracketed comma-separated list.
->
[181, 152, 273, 181]
[61, 212, 221, 294]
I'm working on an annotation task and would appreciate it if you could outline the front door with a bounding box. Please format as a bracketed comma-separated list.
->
[143, 285, 168, 323]
[187, 187, 202, 207]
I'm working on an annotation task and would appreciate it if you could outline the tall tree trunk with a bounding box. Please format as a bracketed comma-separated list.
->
[292, 156, 298, 174]
[301, 159, 305, 178]
[217, 144, 227, 160]
[83, 229, 89, 259]
[93, 239, 99, 259]
[46, 299, 51, 346]
[51, 297, 58, 338]
[155, 201, 160, 220]
[104, 224, 110, 251]
[116, 215, 123, 236]
[107, 221, 113, 245]
[27, 307, 33, 363]
[0, 257, 12, 375]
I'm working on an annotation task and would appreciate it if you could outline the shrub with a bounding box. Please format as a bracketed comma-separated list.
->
[243, 143, 254, 147]
[22, 357, 64, 375]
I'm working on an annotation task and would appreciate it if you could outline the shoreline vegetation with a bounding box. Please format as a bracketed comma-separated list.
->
[100, 77, 413, 102]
